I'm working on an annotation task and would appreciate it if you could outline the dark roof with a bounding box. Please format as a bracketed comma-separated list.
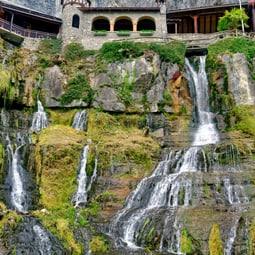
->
[167, 2, 249, 15]
[0, 1, 62, 24]
[78, 7, 160, 12]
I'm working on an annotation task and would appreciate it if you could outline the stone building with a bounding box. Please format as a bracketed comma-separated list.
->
[0, 0, 254, 49]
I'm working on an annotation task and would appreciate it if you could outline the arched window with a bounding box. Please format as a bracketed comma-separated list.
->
[72, 14, 80, 28]
[92, 17, 110, 31]
[114, 17, 133, 31]
[137, 17, 156, 31]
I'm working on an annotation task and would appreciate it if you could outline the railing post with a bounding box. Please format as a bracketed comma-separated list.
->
[10, 12, 14, 32]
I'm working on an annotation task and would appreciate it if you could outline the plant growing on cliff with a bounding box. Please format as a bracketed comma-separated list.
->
[209, 224, 223, 255]
[181, 229, 192, 254]
[217, 8, 249, 32]
[60, 74, 95, 106]
[0, 65, 15, 105]
[99, 41, 143, 63]
[63, 42, 96, 61]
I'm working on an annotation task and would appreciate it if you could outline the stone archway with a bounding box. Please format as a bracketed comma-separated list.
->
[137, 16, 156, 31]
[114, 16, 133, 31]
[92, 16, 110, 31]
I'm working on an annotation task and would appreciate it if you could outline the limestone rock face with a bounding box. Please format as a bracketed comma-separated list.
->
[89, 52, 181, 112]
[41, 65, 65, 107]
[221, 53, 255, 105]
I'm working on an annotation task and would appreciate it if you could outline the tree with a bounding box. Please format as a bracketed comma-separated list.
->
[217, 8, 249, 32]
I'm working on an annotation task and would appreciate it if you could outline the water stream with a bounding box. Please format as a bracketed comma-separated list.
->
[30, 96, 48, 132]
[4, 132, 29, 213]
[72, 109, 88, 131]
[72, 143, 98, 208]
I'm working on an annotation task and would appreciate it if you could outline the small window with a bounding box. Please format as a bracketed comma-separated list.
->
[72, 14, 80, 28]
[61, 0, 64, 4]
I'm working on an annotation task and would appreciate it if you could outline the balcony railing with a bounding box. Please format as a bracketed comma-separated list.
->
[0, 18, 58, 39]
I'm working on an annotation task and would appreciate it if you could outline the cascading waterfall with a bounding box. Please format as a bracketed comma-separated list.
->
[30, 95, 48, 132]
[33, 224, 53, 255]
[110, 56, 247, 254]
[4, 132, 29, 213]
[72, 109, 88, 131]
[72, 143, 97, 208]
[224, 219, 239, 255]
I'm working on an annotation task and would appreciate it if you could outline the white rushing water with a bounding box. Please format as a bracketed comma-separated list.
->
[110, 56, 221, 252]
[73, 145, 90, 207]
[72, 110, 87, 130]
[30, 98, 48, 132]
[5, 133, 28, 213]
[73, 143, 98, 208]
[33, 224, 52, 255]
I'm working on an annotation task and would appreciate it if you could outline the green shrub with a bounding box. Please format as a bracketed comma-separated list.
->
[99, 41, 143, 63]
[148, 41, 186, 64]
[38, 39, 62, 55]
[89, 236, 109, 253]
[63, 43, 96, 61]
[60, 74, 95, 106]
[228, 105, 255, 136]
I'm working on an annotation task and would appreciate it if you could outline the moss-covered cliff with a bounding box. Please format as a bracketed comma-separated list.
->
[1, 36, 255, 254]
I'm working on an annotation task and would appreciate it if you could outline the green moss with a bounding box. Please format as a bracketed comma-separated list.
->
[181, 229, 192, 254]
[0, 202, 21, 238]
[209, 224, 223, 255]
[250, 224, 255, 255]
[89, 236, 109, 253]
[0, 65, 15, 105]
[49, 109, 77, 126]
[56, 218, 83, 254]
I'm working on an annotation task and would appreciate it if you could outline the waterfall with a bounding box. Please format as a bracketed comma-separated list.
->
[223, 178, 249, 204]
[109, 56, 235, 253]
[33, 224, 53, 255]
[4, 133, 29, 213]
[72, 143, 97, 208]
[30, 97, 48, 132]
[224, 219, 239, 255]
[72, 109, 88, 131]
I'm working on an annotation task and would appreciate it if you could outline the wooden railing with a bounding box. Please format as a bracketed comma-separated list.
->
[0, 18, 57, 39]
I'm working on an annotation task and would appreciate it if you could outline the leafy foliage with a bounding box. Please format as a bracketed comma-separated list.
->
[228, 105, 255, 136]
[217, 8, 249, 31]
[0, 65, 15, 105]
[98, 41, 186, 64]
[60, 74, 95, 106]
[38, 39, 62, 55]
[99, 41, 143, 63]
[63, 42, 96, 61]
[148, 41, 186, 64]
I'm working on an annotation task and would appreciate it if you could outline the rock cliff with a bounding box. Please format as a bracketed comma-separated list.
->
[1, 37, 255, 255]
